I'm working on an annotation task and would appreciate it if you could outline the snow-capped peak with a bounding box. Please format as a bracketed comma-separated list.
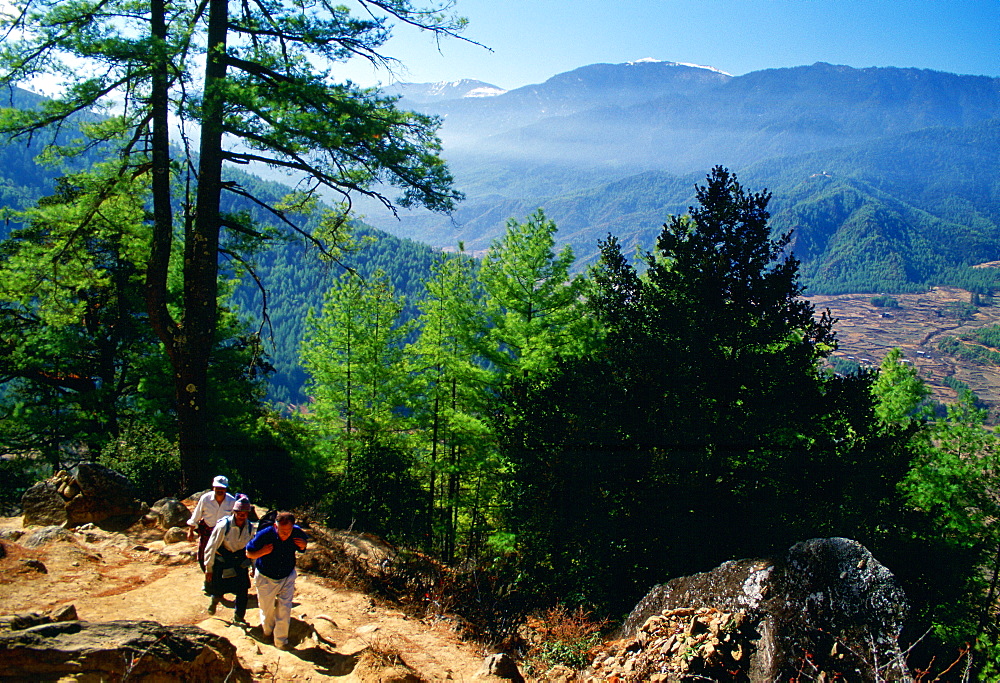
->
[626, 58, 733, 77]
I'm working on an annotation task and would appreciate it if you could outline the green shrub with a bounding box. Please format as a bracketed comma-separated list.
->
[100, 422, 182, 502]
[0, 455, 46, 514]
[870, 295, 900, 308]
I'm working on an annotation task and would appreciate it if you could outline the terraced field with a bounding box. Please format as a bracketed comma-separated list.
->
[810, 286, 1000, 422]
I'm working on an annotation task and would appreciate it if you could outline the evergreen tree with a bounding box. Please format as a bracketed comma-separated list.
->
[301, 269, 414, 470]
[872, 348, 931, 429]
[497, 168, 900, 613]
[0, 168, 164, 469]
[410, 247, 492, 558]
[902, 391, 1000, 655]
[479, 209, 600, 380]
[0, 0, 466, 485]
[0, 165, 275, 499]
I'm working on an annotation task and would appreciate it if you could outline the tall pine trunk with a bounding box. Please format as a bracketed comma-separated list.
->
[175, 0, 229, 485]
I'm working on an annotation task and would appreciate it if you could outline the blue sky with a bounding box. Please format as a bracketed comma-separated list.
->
[342, 0, 1000, 89]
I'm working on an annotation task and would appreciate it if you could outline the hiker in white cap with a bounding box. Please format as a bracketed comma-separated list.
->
[187, 475, 236, 577]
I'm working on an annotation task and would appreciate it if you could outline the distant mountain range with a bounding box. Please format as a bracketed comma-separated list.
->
[361, 59, 1000, 293]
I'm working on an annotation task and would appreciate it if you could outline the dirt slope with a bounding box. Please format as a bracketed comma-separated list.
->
[0, 516, 487, 681]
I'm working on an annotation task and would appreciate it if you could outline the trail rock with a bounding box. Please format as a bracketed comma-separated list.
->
[0, 619, 252, 681]
[0, 605, 78, 631]
[473, 652, 525, 682]
[21, 525, 75, 548]
[149, 497, 190, 529]
[21, 463, 144, 531]
[613, 537, 909, 682]
[18, 558, 47, 574]
[313, 614, 339, 645]
[542, 664, 576, 682]
[50, 605, 78, 622]
[164, 526, 188, 544]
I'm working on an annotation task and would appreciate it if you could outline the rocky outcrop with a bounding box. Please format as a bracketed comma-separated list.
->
[0, 620, 251, 681]
[21, 463, 145, 530]
[612, 538, 910, 682]
[592, 607, 757, 681]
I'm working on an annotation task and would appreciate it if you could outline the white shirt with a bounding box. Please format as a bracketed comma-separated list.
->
[187, 491, 236, 529]
[204, 514, 255, 572]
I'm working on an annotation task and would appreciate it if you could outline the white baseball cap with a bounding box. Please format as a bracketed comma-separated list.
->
[212, 475, 229, 489]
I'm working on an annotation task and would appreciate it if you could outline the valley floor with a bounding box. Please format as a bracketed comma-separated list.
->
[811, 286, 1000, 419]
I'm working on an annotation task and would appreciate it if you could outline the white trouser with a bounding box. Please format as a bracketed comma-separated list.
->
[255, 568, 296, 646]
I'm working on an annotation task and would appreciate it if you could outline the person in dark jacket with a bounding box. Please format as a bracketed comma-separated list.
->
[245, 511, 308, 650]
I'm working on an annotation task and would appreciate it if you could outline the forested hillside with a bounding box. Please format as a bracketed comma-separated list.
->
[230, 225, 442, 406]
[0, 86, 445, 406]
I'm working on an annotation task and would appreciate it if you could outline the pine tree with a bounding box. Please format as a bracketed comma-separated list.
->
[0, 0, 466, 484]
[479, 210, 600, 380]
[410, 248, 491, 558]
[0, 168, 163, 468]
[301, 269, 414, 472]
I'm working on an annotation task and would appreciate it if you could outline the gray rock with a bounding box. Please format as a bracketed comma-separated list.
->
[150, 498, 190, 529]
[65, 463, 144, 530]
[619, 538, 909, 682]
[21, 480, 67, 527]
[164, 526, 188, 544]
[21, 526, 75, 548]
[0, 619, 252, 681]
[0, 529, 23, 542]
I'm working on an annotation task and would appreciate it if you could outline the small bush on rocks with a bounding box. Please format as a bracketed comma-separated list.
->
[523, 604, 608, 673]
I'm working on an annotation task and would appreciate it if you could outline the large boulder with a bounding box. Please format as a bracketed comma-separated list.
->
[21, 463, 145, 531]
[148, 497, 190, 529]
[0, 620, 251, 681]
[613, 538, 909, 682]
[20, 480, 66, 527]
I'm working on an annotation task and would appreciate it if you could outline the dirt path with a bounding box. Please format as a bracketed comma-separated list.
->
[0, 517, 487, 681]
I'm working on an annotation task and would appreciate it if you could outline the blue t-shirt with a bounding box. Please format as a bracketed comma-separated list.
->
[246, 524, 308, 580]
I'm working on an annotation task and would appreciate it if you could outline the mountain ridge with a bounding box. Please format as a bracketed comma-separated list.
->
[357, 60, 1000, 295]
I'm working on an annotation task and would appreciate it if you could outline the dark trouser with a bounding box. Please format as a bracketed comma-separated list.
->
[196, 521, 212, 571]
[209, 565, 251, 619]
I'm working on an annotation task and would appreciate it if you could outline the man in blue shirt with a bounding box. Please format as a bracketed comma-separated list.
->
[245, 511, 308, 650]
